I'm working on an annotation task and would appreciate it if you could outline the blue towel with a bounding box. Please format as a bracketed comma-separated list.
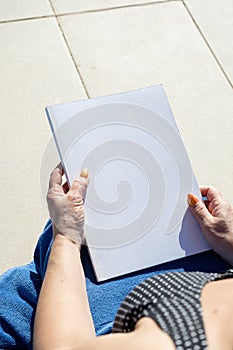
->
[0, 220, 231, 349]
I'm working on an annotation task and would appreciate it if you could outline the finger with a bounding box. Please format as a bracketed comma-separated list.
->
[79, 170, 89, 200]
[200, 186, 223, 201]
[207, 201, 215, 214]
[49, 164, 63, 189]
[200, 186, 225, 215]
[80, 168, 89, 178]
[57, 162, 65, 176]
[69, 169, 89, 199]
[187, 193, 213, 226]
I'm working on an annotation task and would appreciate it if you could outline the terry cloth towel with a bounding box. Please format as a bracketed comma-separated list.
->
[0, 220, 231, 349]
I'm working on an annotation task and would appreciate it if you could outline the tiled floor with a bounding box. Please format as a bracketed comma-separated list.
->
[0, 0, 232, 273]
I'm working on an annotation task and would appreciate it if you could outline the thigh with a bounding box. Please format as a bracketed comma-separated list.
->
[202, 279, 233, 350]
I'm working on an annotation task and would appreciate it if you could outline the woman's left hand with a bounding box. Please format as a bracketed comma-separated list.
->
[47, 164, 89, 246]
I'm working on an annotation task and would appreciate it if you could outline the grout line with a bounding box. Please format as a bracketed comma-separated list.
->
[57, 0, 180, 17]
[0, 14, 54, 24]
[0, 0, 180, 24]
[182, 1, 233, 89]
[48, 0, 90, 98]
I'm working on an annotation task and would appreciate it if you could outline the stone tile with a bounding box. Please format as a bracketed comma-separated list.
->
[185, 0, 233, 85]
[59, 2, 233, 202]
[0, 18, 86, 273]
[51, 0, 168, 14]
[0, 0, 53, 22]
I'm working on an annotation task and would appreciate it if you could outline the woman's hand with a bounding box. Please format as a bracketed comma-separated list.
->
[47, 164, 89, 246]
[34, 165, 94, 350]
[188, 186, 233, 265]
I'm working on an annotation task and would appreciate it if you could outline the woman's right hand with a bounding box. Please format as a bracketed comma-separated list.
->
[188, 186, 233, 265]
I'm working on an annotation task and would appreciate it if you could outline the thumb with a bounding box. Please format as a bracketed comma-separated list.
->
[187, 194, 213, 227]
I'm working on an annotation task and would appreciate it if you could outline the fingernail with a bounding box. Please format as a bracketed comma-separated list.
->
[187, 194, 199, 206]
[80, 168, 89, 178]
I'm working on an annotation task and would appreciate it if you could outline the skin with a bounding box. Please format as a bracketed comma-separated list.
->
[33, 165, 233, 350]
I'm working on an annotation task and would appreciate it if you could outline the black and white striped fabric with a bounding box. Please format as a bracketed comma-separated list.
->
[113, 269, 233, 350]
